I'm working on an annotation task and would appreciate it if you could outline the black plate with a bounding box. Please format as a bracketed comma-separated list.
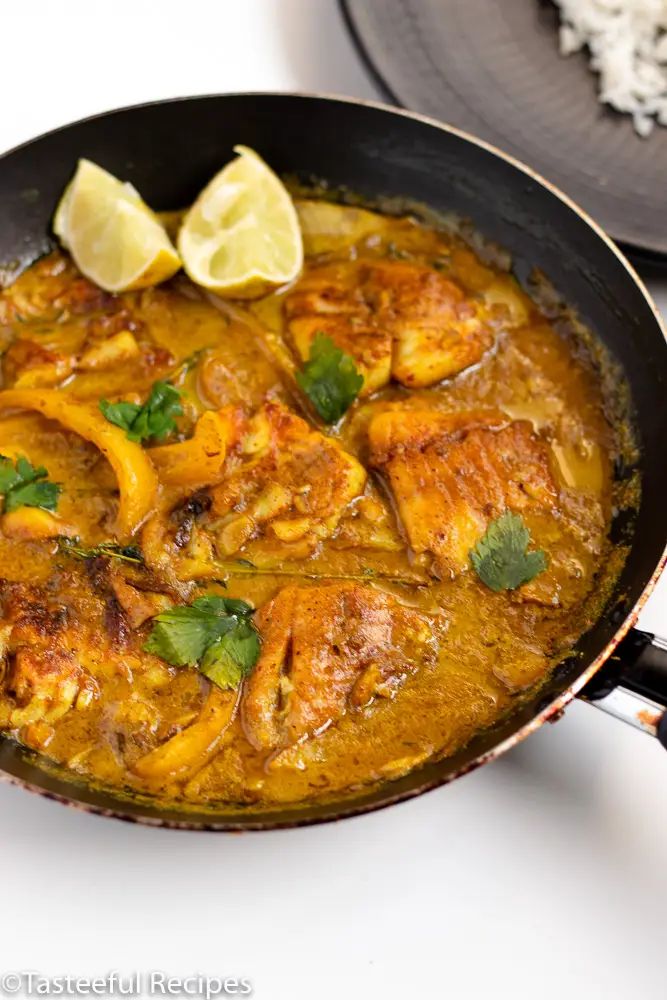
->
[342, 0, 667, 256]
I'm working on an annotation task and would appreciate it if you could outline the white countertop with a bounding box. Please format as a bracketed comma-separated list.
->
[1, 4, 666, 998]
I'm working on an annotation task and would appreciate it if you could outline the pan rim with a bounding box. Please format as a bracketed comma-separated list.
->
[2, 89, 663, 329]
[0, 90, 665, 830]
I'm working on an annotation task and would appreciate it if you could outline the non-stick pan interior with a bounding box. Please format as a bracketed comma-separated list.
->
[0, 94, 665, 827]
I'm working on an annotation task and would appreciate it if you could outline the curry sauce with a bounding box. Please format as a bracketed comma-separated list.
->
[0, 200, 631, 811]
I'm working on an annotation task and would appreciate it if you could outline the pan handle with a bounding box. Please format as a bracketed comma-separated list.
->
[578, 628, 667, 748]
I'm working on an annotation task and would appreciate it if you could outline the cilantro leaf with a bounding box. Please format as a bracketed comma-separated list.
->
[193, 595, 254, 619]
[6, 480, 60, 512]
[295, 333, 364, 423]
[0, 456, 21, 494]
[470, 511, 548, 592]
[99, 380, 183, 443]
[0, 455, 61, 513]
[98, 400, 140, 432]
[199, 619, 261, 690]
[143, 595, 260, 690]
[144, 605, 218, 666]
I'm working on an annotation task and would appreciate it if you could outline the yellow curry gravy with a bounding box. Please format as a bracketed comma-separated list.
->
[0, 199, 632, 811]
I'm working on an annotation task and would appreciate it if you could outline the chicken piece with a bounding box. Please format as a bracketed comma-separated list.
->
[386, 262, 495, 388]
[5, 648, 91, 726]
[286, 264, 392, 394]
[2, 339, 74, 388]
[0, 252, 110, 326]
[109, 574, 172, 629]
[368, 408, 557, 578]
[333, 492, 404, 553]
[242, 583, 435, 751]
[210, 401, 366, 557]
[2, 306, 142, 391]
[284, 259, 495, 394]
[0, 585, 98, 729]
[77, 330, 140, 371]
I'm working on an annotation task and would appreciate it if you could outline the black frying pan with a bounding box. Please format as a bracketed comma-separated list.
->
[0, 94, 665, 830]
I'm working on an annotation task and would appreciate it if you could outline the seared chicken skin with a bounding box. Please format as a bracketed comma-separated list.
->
[0, 585, 98, 734]
[284, 259, 495, 393]
[368, 408, 557, 579]
[142, 400, 370, 581]
[242, 583, 436, 751]
[209, 400, 366, 557]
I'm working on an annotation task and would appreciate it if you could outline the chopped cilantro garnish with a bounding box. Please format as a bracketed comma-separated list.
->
[0, 455, 60, 513]
[99, 380, 183, 443]
[470, 511, 548, 592]
[144, 595, 260, 691]
[199, 620, 261, 691]
[296, 333, 364, 423]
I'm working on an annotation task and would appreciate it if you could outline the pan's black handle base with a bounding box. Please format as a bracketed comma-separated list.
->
[581, 628, 667, 700]
[658, 713, 667, 751]
[580, 628, 667, 748]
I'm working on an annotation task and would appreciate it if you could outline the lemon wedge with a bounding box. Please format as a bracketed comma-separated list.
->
[53, 159, 181, 292]
[177, 145, 303, 298]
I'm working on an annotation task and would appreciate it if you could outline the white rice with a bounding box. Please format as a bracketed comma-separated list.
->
[554, 0, 667, 137]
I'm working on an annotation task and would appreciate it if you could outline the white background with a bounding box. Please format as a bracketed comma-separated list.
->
[1, 3, 666, 998]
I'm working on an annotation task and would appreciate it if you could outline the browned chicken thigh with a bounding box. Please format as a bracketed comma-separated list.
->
[0, 584, 98, 733]
[242, 583, 436, 751]
[284, 259, 495, 393]
[209, 400, 367, 557]
[368, 408, 558, 579]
